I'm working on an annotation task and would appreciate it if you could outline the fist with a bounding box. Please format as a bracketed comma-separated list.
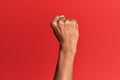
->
[50, 15, 79, 52]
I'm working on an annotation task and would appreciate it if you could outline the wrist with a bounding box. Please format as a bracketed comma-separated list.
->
[59, 43, 77, 57]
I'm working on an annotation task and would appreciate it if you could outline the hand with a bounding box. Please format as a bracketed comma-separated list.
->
[51, 15, 79, 54]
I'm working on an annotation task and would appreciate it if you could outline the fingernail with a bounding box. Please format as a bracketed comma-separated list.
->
[60, 15, 64, 17]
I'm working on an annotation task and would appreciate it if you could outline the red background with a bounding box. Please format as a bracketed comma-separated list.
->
[0, 0, 120, 80]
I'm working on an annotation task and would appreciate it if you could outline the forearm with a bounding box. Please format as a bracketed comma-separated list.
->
[51, 15, 79, 80]
[54, 44, 76, 80]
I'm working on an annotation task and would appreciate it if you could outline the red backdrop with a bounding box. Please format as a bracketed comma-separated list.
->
[0, 0, 120, 80]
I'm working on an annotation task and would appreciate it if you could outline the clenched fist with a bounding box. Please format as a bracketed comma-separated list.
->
[51, 15, 79, 54]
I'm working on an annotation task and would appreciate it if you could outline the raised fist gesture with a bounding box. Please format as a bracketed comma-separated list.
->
[50, 15, 79, 53]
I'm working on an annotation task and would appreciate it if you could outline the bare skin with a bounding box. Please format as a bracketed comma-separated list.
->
[50, 15, 79, 80]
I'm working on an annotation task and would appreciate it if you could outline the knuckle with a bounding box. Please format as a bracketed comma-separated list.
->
[71, 18, 77, 23]
[51, 21, 57, 26]
[73, 21, 77, 25]
[65, 20, 70, 24]
[58, 19, 64, 25]
[61, 17, 65, 22]
[53, 16, 59, 20]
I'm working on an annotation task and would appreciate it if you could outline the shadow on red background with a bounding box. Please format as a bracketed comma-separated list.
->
[0, 0, 120, 80]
